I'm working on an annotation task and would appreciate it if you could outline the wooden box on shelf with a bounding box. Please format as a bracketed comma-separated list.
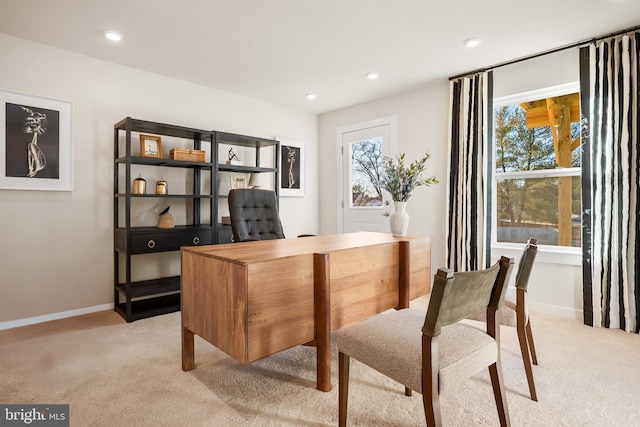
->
[170, 148, 206, 162]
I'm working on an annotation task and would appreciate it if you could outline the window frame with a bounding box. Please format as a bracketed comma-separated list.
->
[491, 82, 581, 265]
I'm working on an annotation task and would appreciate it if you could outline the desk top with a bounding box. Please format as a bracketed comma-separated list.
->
[181, 232, 429, 265]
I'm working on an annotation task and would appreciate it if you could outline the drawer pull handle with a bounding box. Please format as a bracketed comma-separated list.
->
[147, 240, 156, 249]
[193, 236, 200, 245]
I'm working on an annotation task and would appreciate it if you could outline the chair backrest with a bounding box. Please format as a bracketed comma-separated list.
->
[515, 237, 538, 291]
[228, 189, 285, 242]
[422, 256, 514, 337]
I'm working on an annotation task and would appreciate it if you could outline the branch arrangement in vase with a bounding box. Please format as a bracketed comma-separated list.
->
[380, 152, 439, 202]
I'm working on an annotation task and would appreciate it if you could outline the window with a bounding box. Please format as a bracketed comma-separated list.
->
[350, 138, 383, 207]
[493, 83, 581, 249]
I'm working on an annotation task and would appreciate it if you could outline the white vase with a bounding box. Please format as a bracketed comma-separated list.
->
[390, 201, 409, 236]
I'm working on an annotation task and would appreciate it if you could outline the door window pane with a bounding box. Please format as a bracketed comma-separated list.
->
[350, 138, 383, 207]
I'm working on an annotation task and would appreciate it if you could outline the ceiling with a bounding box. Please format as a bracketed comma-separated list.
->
[1, 0, 639, 114]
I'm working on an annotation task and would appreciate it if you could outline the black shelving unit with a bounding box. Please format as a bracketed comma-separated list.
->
[114, 117, 214, 322]
[113, 117, 279, 322]
[214, 131, 279, 244]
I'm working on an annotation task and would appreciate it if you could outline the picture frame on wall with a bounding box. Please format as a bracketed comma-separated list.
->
[279, 138, 305, 197]
[140, 134, 162, 158]
[0, 88, 73, 191]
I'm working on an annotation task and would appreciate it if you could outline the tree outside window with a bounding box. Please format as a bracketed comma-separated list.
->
[494, 91, 581, 247]
[350, 138, 383, 207]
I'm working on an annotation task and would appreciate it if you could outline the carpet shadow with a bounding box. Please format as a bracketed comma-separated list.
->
[190, 344, 331, 424]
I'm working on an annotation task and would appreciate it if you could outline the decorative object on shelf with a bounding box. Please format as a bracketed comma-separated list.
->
[0, 88, 73, 191]
[248, 173, 261, 189]
[221, 216, 231, 225]
[230, 174, 247, 190]
[132, 174, 146, 194]
[155, 177, 168, 194]
[157, 206, 175, 229]
[170, 148, 205, 162]
[279, 138, 305, 197]
[140, 134, 162, 158]
[380, 152, 439, 236]
[226, 148, 241, 165]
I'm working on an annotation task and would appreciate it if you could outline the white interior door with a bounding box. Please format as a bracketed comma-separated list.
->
[337, 117, 397, 233]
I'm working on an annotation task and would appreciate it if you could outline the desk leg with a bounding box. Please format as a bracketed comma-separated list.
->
[314, 252, 332, 392]
[182, 326, 195, 371]
[398, 240, 410, 309]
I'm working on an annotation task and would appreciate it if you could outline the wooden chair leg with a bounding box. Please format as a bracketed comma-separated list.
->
[488, 362, 511, 427]
[517, 290, 537, 401]
[422, 335, 441, 427]
[526, 319, 538, 365]
[422, 391, 441, 427]
[339, 352, 350, 427]
[517, 321, 538, 401]
[404, 386, 412, 396]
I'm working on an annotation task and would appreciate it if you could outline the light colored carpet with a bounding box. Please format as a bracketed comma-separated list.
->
[1, 296, 639, 426]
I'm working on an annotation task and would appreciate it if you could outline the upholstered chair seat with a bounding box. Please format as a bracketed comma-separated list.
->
[337, 310, 498, 394]
[337, 257, 515, 427]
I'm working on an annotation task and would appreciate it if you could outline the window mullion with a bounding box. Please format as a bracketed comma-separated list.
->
[496, 167, 581, 180]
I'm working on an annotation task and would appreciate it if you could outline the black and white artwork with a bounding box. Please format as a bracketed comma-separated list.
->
[279, 139, 305, 197]
[0, 89, 73, 191]
[5, 103, 59, 179]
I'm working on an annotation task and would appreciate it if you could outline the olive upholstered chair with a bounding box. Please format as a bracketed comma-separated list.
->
[228, 189, 285, 242]
[468, 237, 539, 401]
[336, 256, 515, 427]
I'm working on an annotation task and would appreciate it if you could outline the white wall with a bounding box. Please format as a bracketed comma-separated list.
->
[319, 48, 585, 320]
[319, 83, 451, 276]
[0, 33, 319, 326]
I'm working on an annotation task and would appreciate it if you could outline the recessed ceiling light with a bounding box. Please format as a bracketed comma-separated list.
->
[305, 93, 317, 100]
[366, 72, 379, 80]
[104, 31, 123, 42]
[463, 37, 482, 48]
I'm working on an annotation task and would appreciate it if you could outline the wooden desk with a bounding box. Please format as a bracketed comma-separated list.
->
[180, 232, 431, 391]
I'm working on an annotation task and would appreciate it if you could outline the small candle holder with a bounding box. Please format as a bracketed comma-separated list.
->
[155, 177, 168, 195]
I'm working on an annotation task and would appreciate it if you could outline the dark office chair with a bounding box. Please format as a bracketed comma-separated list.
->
[228, 189, 285, 242]
[337, 256, 515, 427]
[468, 237, 539, 400]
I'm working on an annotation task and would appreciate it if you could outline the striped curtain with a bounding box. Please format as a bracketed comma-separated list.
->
[446, 72, 492, 272]
[580, 32, 639, 333]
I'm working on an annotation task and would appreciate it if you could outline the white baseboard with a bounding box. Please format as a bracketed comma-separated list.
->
[0, 301, 583, 330]
[530, 301, 583, 321]
[0, 303, 114, 331]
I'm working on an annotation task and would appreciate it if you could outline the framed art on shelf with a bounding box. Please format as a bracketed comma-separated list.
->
[218, 172, 248, 196]
[140, 134, 162, 158]
[230, 174, 247, 190]
[279, 138, 305, 197]
[0, 88, 74, 191]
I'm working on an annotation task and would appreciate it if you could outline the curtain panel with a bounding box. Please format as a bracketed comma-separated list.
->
[446, 72, 492, 272]
[580, 32, 639, 333]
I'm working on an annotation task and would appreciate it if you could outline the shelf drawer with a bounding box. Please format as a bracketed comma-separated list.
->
[130, 229, 212, 254]
[217, 225, 234, 244]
